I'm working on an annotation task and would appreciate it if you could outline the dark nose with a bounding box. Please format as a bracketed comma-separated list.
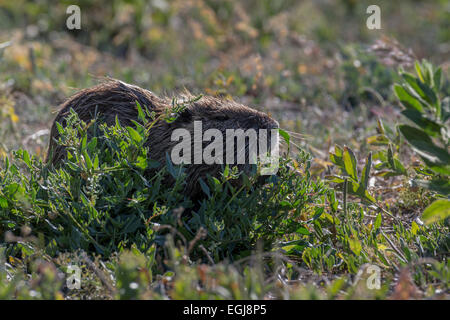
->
[264, 118, 279, 130]
[271, 119, 280, 129]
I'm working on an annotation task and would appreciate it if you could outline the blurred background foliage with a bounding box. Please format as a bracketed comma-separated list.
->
[0, 0, 449, 300]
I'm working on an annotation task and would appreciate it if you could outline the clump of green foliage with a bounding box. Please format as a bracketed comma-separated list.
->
[366, 60, 449, 224]
[1, 60, 449, 300]
[0, 104, 327, 264]
[395, 60, 449, 225]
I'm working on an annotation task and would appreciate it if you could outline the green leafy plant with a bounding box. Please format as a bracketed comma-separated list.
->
[367, 119, 407, 177]
[328, 144, 374, 203]
[0, 109, 327, 263]
[394, 60, 449, 224]
[395, 60, 449, 176]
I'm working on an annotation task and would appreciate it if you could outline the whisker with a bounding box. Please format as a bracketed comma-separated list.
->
[285, 134, 309, 141]
[281, 129, 312, 139]
[290, 140, 306, 151]
[281, 139, 306, 152]
[278, 141, 302, 159]
[281, 129, 308, 135]
[288, 136, 307, 142]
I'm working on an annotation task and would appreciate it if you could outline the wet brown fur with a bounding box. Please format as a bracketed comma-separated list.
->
[47, 80, 279, 198]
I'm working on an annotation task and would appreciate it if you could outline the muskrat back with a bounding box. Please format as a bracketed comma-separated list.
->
[47, 80, 279, 198]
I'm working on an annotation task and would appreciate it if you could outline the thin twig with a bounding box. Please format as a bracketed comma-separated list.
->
[199, 245, 215, 265]
[188, 227, 207, 255]
[81, 251, 116, 296]
[380, 230, 408, 264]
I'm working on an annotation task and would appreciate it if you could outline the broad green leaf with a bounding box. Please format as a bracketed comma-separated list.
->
[343, 147, 358, 181]
[423, 60, 434, 84]
[402, 73, 436, 107]
[363, 190, 375, 203]
[0, 196, 8, 208]
[296, 226, 311, 235]
[374, 148, 406, 175]
[377, 118, 385, 135]
[334, 144, 344, 157]
[130, 120, 145, 133]
[392, 158, 406, 175]
[442, 97, 450, 122]
[416, 77, 438, 106]
[126, 127, 143, 143]
[280, 200, 292, 208]
[394, 84, 424, 112]
[398, 125, 450, 175]
[349, 180, 360, 193]
[343, 179, 374, 202]
[325, 175, 346, 184]
[415, 61, 425, 83]
[415, 178, 450, 196]
[135, 156, 147, 169]
[348, 238, 362, 256]
[400, 109, 442, 137]
[329, 152, 344, 168]
[373, 151, 387, 162]
[433, 67, 442, 90]
[87, 137, 98, 153]
[411, 221, 419, 236]
[278, 128, 290, 146]
[358, 152, 372, 192]
[56, 122, 64, 135]
[366, 134, 389, 146]
[415, 79, 438, 107]
[327, 189, 338, 212]
[93, 154, 99, 170]
[81, 134, 87, 150]
[387, 144, 396, 171]
[136, 101, 146, 123]
[115, 115, 121, 129]
[83, 150, 92, 170]
[312, 206, 324, 220]
[22, 150, 31, 168]
[421, 199, 450, 225]
[329, 146, 347, 176]
[80, 192, 89, 206]
[374, 213, 382, 231]
[223, 164, 229, 178]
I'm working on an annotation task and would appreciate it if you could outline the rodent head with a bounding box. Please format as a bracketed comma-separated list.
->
[152, 95, 280, 198]
[175, 95, 279, 134]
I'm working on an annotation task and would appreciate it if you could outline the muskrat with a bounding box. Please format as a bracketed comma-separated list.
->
[46, 80, 279, 198]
